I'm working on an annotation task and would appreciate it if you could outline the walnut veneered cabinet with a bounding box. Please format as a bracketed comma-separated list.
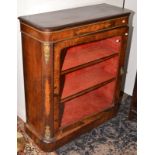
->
[19, 3, 131, 152]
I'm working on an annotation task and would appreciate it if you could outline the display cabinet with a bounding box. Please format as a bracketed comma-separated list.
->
[19, 3, 131, 151]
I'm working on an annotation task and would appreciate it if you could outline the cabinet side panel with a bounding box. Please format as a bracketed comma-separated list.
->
[22, 34, 44, 136]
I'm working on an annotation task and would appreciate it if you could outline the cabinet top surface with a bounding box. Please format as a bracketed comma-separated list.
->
[18, 3, 131, 32]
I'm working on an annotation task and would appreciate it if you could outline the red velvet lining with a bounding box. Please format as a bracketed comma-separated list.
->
[62, 36, 122, 71]
[61, 81, 116, 127]
[60, 36, 121, 127]
[61, 56, 119, 99]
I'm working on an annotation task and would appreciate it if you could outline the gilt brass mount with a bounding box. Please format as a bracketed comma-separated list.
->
[45, 125, 51, 140]
[43, 43, 50, 64]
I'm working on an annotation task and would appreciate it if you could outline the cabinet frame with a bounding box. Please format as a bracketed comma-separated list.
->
[53, 26, 129, 134]
[19, 5, 131, 150]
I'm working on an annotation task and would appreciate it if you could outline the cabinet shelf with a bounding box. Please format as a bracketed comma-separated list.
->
[61, 77, 116, 103]
[62, 36, 121, 72]
[61, 80, 116, 127]
[61, 56, 119, 99]
[61, 53, 119, 75]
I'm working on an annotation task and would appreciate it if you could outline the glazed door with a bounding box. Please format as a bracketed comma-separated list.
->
[53, 26, 129, 133]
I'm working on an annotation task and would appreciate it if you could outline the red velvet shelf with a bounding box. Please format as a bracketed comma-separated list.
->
[61, 80, 116, 127]
[61, 56, 119, 99]
[62, 36, 122, 71]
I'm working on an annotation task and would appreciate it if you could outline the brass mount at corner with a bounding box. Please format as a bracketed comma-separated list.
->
[44, 125, 51, 140]
[43, 43, 50, 64]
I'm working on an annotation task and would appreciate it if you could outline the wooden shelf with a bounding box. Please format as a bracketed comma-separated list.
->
[61, 77, 116, 103]
[61, 53, 119, 75]
[61, 56, 119, 99]
[62, 36, 122, 72]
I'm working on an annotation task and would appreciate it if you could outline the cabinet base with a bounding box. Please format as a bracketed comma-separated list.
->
[25, 106, 118, 152]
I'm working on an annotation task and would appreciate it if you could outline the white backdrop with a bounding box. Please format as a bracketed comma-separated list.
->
[17, 0, 137, 121]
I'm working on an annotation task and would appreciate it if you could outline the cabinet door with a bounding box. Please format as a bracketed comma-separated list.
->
[53, 26, 128, 132]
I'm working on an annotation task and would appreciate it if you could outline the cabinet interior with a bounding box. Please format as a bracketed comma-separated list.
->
[60, 36, 122, 127]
